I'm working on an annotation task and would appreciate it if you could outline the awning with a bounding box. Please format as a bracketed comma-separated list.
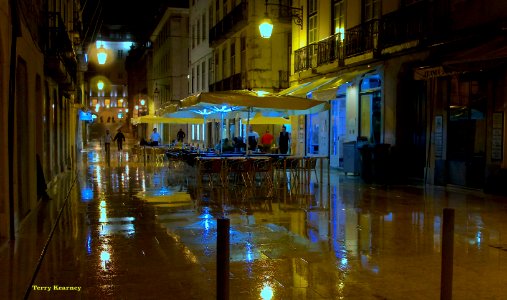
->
[179, 90, 329, 116]
[277, 77, 337, 98]
[246, 113, 290, 125]
[309, 68, 375, 100]
[132, 114, 204, 125]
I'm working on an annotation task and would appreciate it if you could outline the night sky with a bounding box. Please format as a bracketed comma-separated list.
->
[82, 0, 188, 42]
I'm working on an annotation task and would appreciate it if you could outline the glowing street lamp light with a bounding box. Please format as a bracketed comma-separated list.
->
[259, 17, 274, 39]
[140, 99, 146, 106]
[97, 45, 107, 65]
[259, 0, 303, 39]
[97, 80, 104, 90]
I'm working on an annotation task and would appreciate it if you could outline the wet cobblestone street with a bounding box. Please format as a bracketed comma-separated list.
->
[2, 140, 507, 299]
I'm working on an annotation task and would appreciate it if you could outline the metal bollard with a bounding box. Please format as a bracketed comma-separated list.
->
[440, 208, 455, 300]
[217, 218, 230, 300]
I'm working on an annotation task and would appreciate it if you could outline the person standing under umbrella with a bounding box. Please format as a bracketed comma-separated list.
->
[150, 128, 161, 146]
[177, 128, 186, 142]
[278, 125, 291, 154]
[247, 125, 259, 151]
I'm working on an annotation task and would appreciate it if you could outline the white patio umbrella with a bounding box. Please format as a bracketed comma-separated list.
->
[247, 113, 290, 125]
[178, 90, 330, 153]
[180, 90, 329, 116]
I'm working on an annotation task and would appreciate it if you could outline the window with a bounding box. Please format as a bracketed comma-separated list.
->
[201, 61, 206, 90]
[209, 57, 214, 86]
[202, 14, 206, 41]
[223, 0, 228, 15]
[216, 0, 220, 22]
[222, 48, 227, 79]
[214, 52, 219, 82]
[230, 43, 235, 76]
[197, 64, 201, 91]
[240, 36, 246, 73]
[308, 0, 317, 14]
[308, 15, 317, 44]
[192, 24, 196, 48]
[209, 5, 213, 29]
[192, 67, 195, 93]
[363, 0, 380, 21]
[333, 0, 345, 40]
[117, 50, 123, 59]
[197, 20, 201, 46]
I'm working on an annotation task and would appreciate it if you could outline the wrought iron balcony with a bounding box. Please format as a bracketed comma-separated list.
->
[317, 33, 344, 66]
[294, 33, 344, 73]
[345, 19, 380, 58]
[209, 2, 248, 46]
[41, 12, 77, 83]
[293, 3, 430, 72]
[380, 1, 429, 48]
[294, 43, 318, 73]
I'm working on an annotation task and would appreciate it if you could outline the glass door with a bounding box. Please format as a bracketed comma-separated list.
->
[330, 97, 346, 168]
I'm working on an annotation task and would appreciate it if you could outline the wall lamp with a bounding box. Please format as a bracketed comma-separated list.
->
[259, 0, 303, 38]
[97, 44, 107, 64]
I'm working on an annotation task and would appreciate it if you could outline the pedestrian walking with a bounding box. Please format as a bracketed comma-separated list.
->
[114, 129, 126, 151]
[104, 129, 112, 157]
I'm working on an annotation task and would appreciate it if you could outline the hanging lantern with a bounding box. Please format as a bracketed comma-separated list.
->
[97, 45, 107, 65]
[259, 17, 274, 39]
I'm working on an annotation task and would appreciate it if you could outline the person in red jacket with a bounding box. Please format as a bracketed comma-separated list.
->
[260, 130, 274, 152]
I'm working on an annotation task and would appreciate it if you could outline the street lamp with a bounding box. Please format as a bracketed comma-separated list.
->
[259, 0, 303, 39]
[97, 44, 107, 64]
[97, 80, 104, 90]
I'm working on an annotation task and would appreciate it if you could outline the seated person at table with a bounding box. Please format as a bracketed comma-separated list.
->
[222, 138, 234, 152]
[140, 137, 149, 146]
[233, 137, 246, 152]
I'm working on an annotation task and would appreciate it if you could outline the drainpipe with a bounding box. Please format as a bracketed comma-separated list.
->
[8, 0, 21, 240]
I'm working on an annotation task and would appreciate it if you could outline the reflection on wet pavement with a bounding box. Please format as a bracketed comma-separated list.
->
[1, 140, 507, 299]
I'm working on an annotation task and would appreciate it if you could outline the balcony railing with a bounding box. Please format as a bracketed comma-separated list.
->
[294, 4, 429, 72]
[41, 12, 77, 82]
[317, 33, 344, 66]
[380, 1, 428, 48]
[209, 1, 247, 46]
[294, 43, 318, 73]
[345, 19, 379, 58]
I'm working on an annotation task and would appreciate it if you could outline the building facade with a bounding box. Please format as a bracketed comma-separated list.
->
[0, 0, 85, 240]
[85, 26, 132, 128]
[150, 4, 189, 143]
[282, 0, 507, 190]
[189, 0, 213, 146]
